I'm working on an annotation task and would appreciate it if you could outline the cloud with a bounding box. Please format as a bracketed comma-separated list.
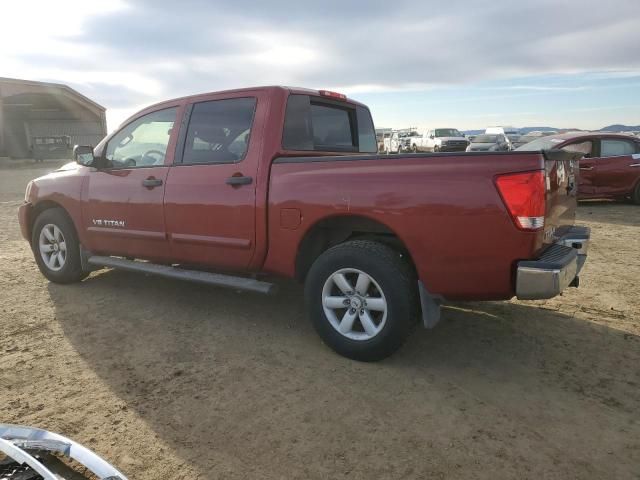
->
[2, 0, 639, 128]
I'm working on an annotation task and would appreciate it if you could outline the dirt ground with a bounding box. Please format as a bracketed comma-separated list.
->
[1, 160, 639, 479]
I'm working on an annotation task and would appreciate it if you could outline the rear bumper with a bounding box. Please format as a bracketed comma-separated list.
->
[516, 226, 590, 300]
[18, 202, 31, 242]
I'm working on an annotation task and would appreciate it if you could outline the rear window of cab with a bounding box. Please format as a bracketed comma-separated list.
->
[282, 94, 377, 153]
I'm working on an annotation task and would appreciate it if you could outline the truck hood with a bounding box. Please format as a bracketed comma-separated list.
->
[33, 162, 82, 181]
[26, 162, 85, 204]
[57, 161, 81, 171]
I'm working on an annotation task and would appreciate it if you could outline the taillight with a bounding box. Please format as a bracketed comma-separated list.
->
[319, 90, 347, 101]
[495, 170, 546, 231]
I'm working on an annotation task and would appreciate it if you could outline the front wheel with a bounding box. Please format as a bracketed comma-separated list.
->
[31, 208, 88, 283]
[305, 240, 418, 361]
[433, 145, 440, 152]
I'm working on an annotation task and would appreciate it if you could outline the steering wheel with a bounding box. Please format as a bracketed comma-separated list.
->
[141, 149, 166, 165]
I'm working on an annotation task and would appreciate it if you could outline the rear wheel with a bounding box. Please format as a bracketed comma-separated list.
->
[434, 145, 440, 152]
[31, 208, 87, 283]
[305, 240, 417, 361]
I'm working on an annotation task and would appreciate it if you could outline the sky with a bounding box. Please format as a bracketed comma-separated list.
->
[1, 0, 639, 132]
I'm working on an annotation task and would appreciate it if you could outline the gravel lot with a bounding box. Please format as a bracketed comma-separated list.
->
[1, 160, 639, 479]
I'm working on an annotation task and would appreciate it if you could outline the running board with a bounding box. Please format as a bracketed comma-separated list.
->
[87, 256, 277, 295]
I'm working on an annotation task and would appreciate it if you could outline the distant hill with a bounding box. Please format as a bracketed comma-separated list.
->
[598, 124, 640, 132]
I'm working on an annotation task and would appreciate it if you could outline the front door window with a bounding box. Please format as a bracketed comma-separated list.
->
[105, 108, 177, 169]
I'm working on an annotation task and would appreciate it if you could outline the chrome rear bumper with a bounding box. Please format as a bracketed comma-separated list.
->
[516, 226, 590, 300]
[0, 424, 127, 480]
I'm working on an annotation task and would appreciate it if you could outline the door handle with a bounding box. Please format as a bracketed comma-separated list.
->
[225, 175, 253, 186]
[579, 166, 594, 170]
[142, 177, 163, 188]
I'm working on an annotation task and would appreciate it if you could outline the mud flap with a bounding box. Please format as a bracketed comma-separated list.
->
[418, 281, 442, 329]
[79, 244, 96, 273]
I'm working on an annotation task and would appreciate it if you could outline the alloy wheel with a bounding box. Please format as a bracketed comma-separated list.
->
[321, 268, 387, 341]
[38, 223, 67, 271]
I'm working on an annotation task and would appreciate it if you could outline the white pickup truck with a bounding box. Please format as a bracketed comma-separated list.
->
[407, 128, 469, 152]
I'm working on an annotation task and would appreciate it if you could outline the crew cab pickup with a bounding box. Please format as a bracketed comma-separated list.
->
[19, 86, 590, 361]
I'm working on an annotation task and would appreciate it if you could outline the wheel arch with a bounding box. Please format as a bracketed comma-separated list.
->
[29, 200, 76, 243]
[294, 214, 416, 282]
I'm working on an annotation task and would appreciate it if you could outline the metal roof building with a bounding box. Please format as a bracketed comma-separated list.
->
[0, 77, 107, 159]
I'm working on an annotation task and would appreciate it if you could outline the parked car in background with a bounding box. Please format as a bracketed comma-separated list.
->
[486, 126, 519, 137]
[382, 131, 401, 153]
[377, 131, 389, 152]
[516, 132, 640, 204]
[412, 128, 468, 152]
[18, 86, 590, 361]
[30, 135, 72, 162]
[506, 134, 521, 146]
[466, 133, 511, 152]
[398, 130, 421, 152]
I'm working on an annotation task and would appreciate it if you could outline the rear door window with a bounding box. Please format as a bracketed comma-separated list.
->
[600, 139, 636, 157]
[282, 94, 377, 153]
[180, 97, 257, 165]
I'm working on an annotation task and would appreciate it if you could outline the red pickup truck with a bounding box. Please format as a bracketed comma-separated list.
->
[19, 86, 590, 361]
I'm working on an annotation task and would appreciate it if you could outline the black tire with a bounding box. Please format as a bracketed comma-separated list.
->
[31, 208, 87, 284]
[305, 240, 418, 361]
[411, 144, 418, 153]
[434, 145, 440, 152]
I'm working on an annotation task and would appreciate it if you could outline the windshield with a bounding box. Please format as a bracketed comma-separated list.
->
[435, 129, 462, 137]
[514, 136, 565, 151]
[473, 134, 498, 143]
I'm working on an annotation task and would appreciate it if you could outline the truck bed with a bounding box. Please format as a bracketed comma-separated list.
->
[264, 150, 578, 300]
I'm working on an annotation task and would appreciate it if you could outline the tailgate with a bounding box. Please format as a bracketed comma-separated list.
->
[542, 150, 583, 245]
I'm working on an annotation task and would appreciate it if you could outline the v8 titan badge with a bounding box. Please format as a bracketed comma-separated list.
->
[92, 219, 126, 227]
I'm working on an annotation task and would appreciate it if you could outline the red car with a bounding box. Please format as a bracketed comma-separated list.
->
[516, 132, 640, 204]
[18, 86, 590, 361]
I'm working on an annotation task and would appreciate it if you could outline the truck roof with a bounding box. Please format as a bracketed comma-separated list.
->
[130, 86, 367, 122]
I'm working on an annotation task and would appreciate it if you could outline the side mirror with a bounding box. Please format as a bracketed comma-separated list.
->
[73, 145, 95, 166]
[429, 135, 435, 139]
